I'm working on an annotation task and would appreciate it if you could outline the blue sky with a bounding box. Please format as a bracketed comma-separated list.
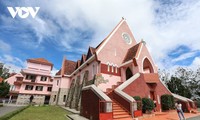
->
[0, 0, 200, 74]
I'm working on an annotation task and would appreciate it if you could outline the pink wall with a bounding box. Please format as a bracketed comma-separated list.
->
[52, 77, 60, 91]
[27, 62, 51, 72]
[19, 83, 52, 95]
[97, 21, 137, 66]
[98, 73, 121, 92]
[135, 44, 158, 73]
[60, 77, 71, 88]
[71, 61, 99, 85]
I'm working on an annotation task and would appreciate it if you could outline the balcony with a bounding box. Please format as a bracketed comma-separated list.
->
[14, 81, 23, 85]
[142, 73, 160, 83]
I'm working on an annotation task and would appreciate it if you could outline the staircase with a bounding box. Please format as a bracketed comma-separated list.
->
[105, 82, 133, 120]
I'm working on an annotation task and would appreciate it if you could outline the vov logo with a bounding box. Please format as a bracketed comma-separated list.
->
[7, 7, 40, 18]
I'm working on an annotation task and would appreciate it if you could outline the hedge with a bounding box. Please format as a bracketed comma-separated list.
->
[0, 105, 29, 120]
[142, 98, 154, 113]
[133, 96, 142, 110]
[161, 94, 174, 110]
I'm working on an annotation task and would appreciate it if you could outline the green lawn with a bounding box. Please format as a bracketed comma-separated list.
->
[9, 106, 71, 120]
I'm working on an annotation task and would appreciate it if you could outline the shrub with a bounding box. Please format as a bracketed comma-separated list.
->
[133, 96, 142, 110]
[133, 96, 141, 101]
[161, 94, 175, 110]
[142, 98, 154, 113]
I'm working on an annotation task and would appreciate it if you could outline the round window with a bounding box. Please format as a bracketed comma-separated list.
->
[122, 33, 132, 44]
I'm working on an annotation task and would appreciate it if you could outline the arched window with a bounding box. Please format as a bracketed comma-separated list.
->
[107, 62, 110, 72]
[143, 58, 154, 73]
[111, 64, 114, 73]
[126, 67, 133, 80]
[115, 64, 118, 73]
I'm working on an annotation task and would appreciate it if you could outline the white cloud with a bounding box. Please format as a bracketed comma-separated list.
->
[0, 54, 25, 73]
[51, 67, 59, 76]
[1, 0, 200, 71]
[171, 51, 197, 62]
[0, 40, 11, 52]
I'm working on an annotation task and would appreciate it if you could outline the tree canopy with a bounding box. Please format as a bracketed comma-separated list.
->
[0, 63, 10, 97]
[159, 67, 200, 99]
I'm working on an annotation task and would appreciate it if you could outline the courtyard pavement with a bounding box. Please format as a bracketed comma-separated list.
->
[140, 110, 200, 120]
[0, 106, 23, 117]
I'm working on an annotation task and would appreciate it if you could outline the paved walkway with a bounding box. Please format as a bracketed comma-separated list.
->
[140, 110, 200, 120]
[0, 106, 22, 117]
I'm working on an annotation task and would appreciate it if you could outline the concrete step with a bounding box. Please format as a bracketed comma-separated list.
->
[113, 111, 129, 115]
[113, 114, 131, 119]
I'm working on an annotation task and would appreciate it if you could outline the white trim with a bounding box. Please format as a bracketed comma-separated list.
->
[96, 19, 125, 54]
[119, 60, 132, 67]
[82, 85, 112, 112]
[172, 93, 193, 102]
[117, 73, 140, 90]
[114, 73, 140, 114]
[136, 43, 143, 60]
[82, 85, 111, 101]
[141, 56, 155, 73]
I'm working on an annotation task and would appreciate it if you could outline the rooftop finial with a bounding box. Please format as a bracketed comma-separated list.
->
[141, 39, 146, 45]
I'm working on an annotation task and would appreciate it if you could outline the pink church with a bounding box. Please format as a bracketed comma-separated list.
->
[52, 18, 196, 120]
[5, 58, 53, 105]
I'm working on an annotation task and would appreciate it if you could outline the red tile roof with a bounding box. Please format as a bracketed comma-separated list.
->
[75, 60, 81, 69]
[90, 47, 96, 54]
[27, 58, 53, 68]
[56, 60, 76, 75]
[64, 60, 76, 75]
[123, 42, 141, 63]
[56, 69, 61, 75]
[80, 54, 86, 65]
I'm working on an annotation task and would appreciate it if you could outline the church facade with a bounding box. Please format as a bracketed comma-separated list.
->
[51, 18, 196, 119]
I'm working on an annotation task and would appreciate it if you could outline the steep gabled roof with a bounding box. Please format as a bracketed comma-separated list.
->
[75, 60, 81, 70]
[80, 54, 86, 65]
[27, 58, 53, 68]
[64, 60, 76, 75]
[55, 69, 61, 75]
[56, 59, 76, 75]
[123, 42, 141, 63]
[86, 47, 96, 60]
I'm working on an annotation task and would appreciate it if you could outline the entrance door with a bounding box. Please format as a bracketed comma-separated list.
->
[44, 96, 50, 104]
[150, 91, 155, 100]
[126, 67, 133, 80]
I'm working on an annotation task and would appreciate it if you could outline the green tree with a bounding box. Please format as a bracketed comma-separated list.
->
[0, 81, 10, 97]
[0, 63, 10, 79]
[166, 76, 192, 98]
[0, 63, 10, 97]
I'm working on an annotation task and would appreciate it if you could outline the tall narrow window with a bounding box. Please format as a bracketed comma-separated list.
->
[115, 65, 118, 73]
[92, 64, 95, 76]
[111, 65, 114, 73]
[63, 95, 66, 102]
[54, 95, 56, 102]
[107, 64, 110, 72]
[57, 80, 59, 86]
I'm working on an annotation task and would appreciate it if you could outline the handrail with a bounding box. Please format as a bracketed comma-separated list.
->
[114, 73, 140, 118]
[82, 85, 112, 112]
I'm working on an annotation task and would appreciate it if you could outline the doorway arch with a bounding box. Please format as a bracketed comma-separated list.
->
[126, 67, 133, 80]
[143, 58, 154, 73]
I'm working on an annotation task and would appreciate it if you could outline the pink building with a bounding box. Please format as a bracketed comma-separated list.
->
[52, 18, 196, 120]
[5, 58, 53, 105]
